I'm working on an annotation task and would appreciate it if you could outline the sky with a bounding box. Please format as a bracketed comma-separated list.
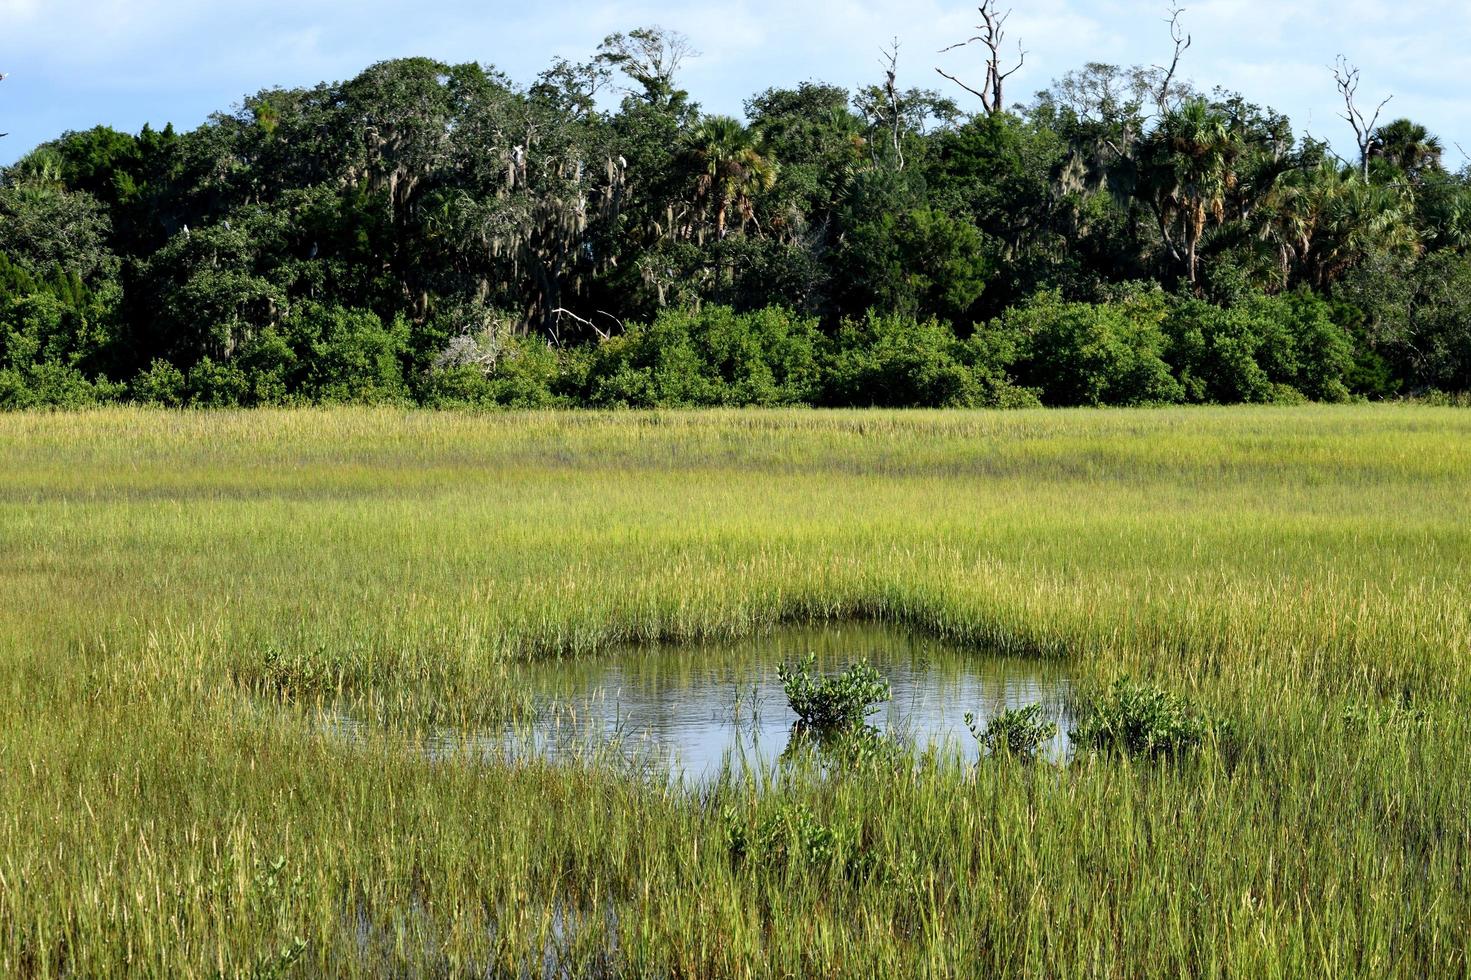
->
[1, 0, 1468, 167]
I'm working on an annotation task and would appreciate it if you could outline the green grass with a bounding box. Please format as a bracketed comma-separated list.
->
[1, 405, 1469, 977]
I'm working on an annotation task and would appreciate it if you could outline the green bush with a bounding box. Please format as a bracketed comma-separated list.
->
[234, 328, 298, 406]
[1163, 291, 1353, 404]
[1, 287, 115, 376]
[998, 290, 1183, 406]
[287, 305, 410, 404]
[132, 359, 187, 407]
[186, 357, 250, 408]
[822, 311, 1033, 408]
[726, 802, 845, 873]
[963, 328, 1044, 408]
[422, 334, 561, 409]
[584, 306, 822, 407]
[1164, 300, 1279, 403]
[1250, 291, 1354, 402]
[967, 704, 1057, 760]
[1069, 677, 1221, 759]
[725, 801, 880, 882]
[0, 361, 123, 409]
[778, 653, 891, 733]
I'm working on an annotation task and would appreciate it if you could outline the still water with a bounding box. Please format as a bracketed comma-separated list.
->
[331, 622, 1072, 780]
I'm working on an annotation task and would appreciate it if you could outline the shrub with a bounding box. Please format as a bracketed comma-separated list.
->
[967, 703, 1057, 760]
[0, 361, 123, 409]
[725, 802, 878, 881]
[422, 334, 560, 408]
[725, 802, 837, 868]
[822, 311, 1033, 408]
[132, 359, 187, 407]
[1069, 677, 1221, 759]
[998, 290, 1183, 406]
[235, 328, 298, 406]
[288, 305, 410, 404]
[186, 356, 250, 408]
[1163, 291, 1353, 404]
[778, 653, 891, 733]
[963, 327, 1044, 408]
[0, 286, 115, 376]
[1249, 291, 1354, 402]
[1163, 300, 1279, 403]
[583, 305, 822, 407]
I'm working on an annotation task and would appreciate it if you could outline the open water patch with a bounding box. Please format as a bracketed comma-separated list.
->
[322, 621, 1072, 781]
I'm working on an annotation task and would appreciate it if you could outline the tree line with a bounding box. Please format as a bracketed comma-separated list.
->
[1, 10, 1469, 409]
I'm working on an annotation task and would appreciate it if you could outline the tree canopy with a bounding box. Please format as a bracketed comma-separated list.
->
[1, 26, 1468, 409]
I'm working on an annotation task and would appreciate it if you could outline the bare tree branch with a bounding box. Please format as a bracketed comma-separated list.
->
[934, 69, 987, 103]
[1153, 5, 1192, 114]
[935, 1, 1026, 115]
[1333, 56, 1392, 178]
[882, 39, 905, 170]
[550, 306, 623, 342]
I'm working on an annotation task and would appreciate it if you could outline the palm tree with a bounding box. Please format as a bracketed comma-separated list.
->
[1255, 162, 1420, 289]
[1306, 169, 1420, 287]
[1139, 99, 1244, 284]
[1250, 164, 1317, 289]
[1368, 118, 1444, 181]
[684, 116, 779, 240]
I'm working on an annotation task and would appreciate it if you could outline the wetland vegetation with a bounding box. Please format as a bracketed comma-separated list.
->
[1, 405, 1468, 976]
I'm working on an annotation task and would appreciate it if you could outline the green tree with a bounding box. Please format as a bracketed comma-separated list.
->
[1138, 99, 1245, 285]
[1368, 119, 1444, 183]
[683, 116, 778, 241]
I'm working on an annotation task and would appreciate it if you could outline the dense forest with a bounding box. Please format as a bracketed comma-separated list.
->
[2, 12, 1469, 409]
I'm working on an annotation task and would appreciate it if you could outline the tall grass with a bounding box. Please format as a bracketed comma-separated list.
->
[0, 405, 1468, 976]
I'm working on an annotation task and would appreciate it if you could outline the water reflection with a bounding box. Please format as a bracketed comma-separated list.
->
[328, 622, 1072, 780]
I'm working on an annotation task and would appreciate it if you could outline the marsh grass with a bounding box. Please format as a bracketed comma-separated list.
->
[1, 406, 1469, 976]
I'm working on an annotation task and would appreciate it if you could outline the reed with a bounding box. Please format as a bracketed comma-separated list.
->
[0, 405, 1467, 977]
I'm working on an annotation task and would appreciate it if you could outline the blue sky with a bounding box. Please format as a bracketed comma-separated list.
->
[1, 0, 1467, 166]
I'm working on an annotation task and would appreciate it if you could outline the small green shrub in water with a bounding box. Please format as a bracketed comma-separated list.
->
[1070, 677, 1219, 759]
[778, 653, 891, 732]
[967, 704, 1057, 760]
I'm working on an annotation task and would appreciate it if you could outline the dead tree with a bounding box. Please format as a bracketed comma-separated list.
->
[882, 39, 905, 171]
[1153, 5, 1192, 115]
[1333, 57, 1391, 178]
[936, 1, 1025, 116]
